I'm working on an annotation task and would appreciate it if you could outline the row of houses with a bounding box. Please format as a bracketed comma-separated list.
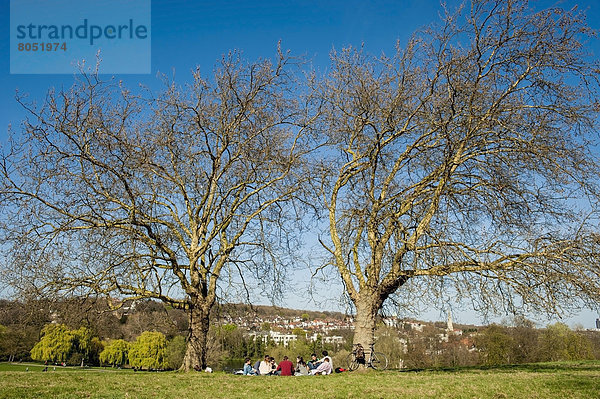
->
[224, 313, 464, 347]
[222, 314, 355, 334]
[248, 330, 345, 346]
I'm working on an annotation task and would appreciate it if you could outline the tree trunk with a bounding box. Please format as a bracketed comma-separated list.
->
[180, 302, 211, 371]
[352, 295, 380, 355]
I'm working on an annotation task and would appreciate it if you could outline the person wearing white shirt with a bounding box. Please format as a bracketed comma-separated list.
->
[320, 350, 333, 371]
[310, 357, 332, 375]
[258, 355, 272, 375]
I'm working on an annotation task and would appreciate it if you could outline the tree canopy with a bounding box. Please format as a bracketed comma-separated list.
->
[0, 49, 311, 370]
[30, 324, 95, 364]
[128, 331, 168, 370]
[99, 339, 130, 367]
[313, 0, 600, 347]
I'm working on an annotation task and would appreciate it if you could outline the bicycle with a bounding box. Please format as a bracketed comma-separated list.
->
[347, 343, 389, 370]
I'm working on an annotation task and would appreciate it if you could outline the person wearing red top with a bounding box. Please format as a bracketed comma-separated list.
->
[276, 356, 294, 376]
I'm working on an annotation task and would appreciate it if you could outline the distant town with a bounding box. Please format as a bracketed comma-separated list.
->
[213, 303, 600, 350]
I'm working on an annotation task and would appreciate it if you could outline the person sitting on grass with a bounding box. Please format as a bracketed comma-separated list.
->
[243, 358, 257, 375]
[320, 350, 333, 370]
[269, 357, 278, 375]
[258, 355, 271, 375]
[310, 357, 332, 375]
[253, 358, 262, 375]
[276, 356, 294, 376]
[307, 353, 320, 370]
[295, 356, 309, 376]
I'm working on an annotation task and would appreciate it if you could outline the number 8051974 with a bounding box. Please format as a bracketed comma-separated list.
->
[18, 42, 67, 51]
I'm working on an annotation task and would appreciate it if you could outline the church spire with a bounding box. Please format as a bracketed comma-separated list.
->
[447, 310, 453, 332]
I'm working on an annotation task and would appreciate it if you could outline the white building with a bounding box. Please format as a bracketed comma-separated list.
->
[248, 331, 346, 346]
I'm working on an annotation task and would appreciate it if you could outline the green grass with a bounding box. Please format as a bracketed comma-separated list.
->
[1, 361, 599, 398]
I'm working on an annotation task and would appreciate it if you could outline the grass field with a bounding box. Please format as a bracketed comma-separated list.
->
[1, 361, 599, 398]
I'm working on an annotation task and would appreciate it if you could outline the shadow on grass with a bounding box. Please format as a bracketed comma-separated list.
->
[398, 360, 600, 374]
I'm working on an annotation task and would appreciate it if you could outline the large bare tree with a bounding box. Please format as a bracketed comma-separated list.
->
[315, 0, 600, 350]
[0, 51, 311, 370]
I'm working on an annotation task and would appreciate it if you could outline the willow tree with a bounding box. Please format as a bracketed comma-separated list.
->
[0, 50, 310, 370]
[315, 0, 600, 349]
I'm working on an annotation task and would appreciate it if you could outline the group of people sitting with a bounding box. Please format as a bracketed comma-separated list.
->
[243, 351, 333, 376]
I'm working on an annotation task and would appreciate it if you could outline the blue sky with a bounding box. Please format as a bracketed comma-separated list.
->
[1, 0, 600, 328]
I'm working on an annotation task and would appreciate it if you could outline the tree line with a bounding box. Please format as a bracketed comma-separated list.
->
[28, 324, 174, 370]
[0, 298, 344, 369]
[1, 298, 599, 370]
[379, 318, 600, 369]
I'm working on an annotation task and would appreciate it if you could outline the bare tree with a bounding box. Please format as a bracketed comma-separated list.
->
[0, 50, 311, 370]
[314, 0, 600, 350]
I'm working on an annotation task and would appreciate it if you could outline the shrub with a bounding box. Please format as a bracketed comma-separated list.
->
[30, 324, 75, 363]
[166, 335, 186, 370]
[128, 331, 168, 370]
[100, 339, 130, 367]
